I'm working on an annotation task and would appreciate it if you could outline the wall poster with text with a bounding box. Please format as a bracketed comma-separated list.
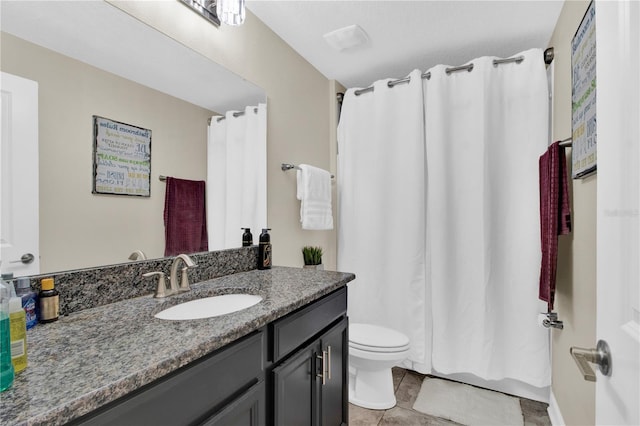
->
[571, 0, 596, 178]
[92, 116, 152, 196]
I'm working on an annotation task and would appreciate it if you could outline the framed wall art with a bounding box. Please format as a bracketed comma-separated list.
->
[92, 116, 152, 196]
[571, 0, 596, 178]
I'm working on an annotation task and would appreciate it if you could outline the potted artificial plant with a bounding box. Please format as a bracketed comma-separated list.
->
[302, 246, 324, 270]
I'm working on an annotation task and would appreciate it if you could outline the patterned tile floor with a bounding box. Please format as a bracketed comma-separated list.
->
[349, 368, 552, 426]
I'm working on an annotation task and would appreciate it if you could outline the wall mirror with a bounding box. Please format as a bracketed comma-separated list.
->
[0, 1, 266, 276]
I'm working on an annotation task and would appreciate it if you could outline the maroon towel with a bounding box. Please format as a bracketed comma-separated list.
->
[164, 177, 208, 256]
[538, 142, 571, 310]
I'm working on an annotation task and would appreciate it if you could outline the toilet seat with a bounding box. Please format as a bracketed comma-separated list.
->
[349, 323, 410, 353]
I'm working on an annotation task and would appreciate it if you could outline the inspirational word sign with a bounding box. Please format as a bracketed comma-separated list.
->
[571, 1, 596, 178]
[92, 116, 151, 196]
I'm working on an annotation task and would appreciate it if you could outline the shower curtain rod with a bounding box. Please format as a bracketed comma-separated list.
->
[208, 107, 259, 125]
[354, 55, 525, 96]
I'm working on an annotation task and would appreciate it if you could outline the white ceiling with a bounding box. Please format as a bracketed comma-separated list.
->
[1, 1, 265, 113]
[1, 1, 564, 105]
[247, 0, 565, 89]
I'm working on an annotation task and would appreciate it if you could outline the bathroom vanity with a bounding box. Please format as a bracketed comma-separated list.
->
[0, 266, 354, 426]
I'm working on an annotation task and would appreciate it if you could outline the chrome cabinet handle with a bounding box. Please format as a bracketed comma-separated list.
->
[10, 253, 34, 264]
[570, 340, 612, 382]
[327, 346, 331, 381]
[316, 350, 328, 385]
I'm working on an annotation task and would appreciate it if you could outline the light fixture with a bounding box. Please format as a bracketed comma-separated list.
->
[179, 0, 220, 26]
[217, 0, 245, 26]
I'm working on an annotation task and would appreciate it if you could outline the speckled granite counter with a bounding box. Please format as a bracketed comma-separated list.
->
[0, 267, 355, 426]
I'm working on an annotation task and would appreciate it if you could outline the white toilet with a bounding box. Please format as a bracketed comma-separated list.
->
[348, 323, 410, 410]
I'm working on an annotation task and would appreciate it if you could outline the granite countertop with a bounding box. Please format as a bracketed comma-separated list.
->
[1, 266, 355, 426]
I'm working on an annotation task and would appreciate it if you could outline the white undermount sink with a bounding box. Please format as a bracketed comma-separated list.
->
[155, 294, 263, 320]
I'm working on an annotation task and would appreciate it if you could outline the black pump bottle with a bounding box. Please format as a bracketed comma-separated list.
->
[241, 228, 253, 246]
[258, 228, 272, 270]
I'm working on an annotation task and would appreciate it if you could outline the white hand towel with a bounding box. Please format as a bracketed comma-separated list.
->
[296, 164, 334, 230]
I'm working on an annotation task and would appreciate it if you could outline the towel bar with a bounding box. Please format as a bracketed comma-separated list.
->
[281, 163, 334, 179]
[559, 137, 572, 147]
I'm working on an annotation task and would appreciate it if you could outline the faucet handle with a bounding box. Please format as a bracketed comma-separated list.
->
[143, 271, 168, 298]
[178, 264, 198, 292]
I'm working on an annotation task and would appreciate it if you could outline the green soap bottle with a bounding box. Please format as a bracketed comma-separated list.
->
[0, 279, 15, 391]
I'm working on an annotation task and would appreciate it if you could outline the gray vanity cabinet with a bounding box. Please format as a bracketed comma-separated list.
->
[270, 288, 348, 426]
[70, 286, 348, 426]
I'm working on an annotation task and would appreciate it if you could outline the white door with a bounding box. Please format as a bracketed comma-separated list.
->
[596, 1, 640, 424]
[0, 72, 40, 277]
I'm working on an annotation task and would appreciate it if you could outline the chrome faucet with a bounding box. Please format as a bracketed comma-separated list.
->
[142, 254, 197, 298]
[169, 254, 197, 293]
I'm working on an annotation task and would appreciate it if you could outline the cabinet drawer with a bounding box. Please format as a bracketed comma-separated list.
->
[201, 380, 265, 426]
[73, 329, 265, 425]
[270, 287, 346, 362]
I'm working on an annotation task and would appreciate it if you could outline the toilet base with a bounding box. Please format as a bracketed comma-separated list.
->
[349, 366, 397, 410]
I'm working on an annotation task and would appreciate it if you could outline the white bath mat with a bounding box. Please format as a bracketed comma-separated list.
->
[412, 378, 524, 426]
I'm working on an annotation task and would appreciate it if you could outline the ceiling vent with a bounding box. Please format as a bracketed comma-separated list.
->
[323, 24, 369, 51]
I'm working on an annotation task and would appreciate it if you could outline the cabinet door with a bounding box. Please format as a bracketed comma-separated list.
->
[272, 345, 317, 426]
[319, 318, 348, 426]
[201, 381, 265, 426]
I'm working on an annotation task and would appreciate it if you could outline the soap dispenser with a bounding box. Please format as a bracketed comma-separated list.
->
[258, 228, 272, 270]
[241, 228, 253, 247]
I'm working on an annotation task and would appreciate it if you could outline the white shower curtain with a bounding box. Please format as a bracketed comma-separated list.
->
[337, 69, 427, 368]
[208, 104, 267, 250]
[424, 49, 550, 387]
[338, 48, 551, 388]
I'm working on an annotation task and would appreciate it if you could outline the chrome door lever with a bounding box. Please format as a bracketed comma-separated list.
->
[570, 340, 612, 382]
[10, 253, 35, 264]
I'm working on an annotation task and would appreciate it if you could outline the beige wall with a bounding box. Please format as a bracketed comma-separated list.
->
[548, 1, 596, 425]
[1, 33, 213, 273]
[110, 2, 337, 270]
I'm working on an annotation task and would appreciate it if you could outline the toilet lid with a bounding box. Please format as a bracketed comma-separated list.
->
[349, 323, 410, 352]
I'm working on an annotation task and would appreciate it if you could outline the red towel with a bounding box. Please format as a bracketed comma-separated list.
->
[538, 142, 571, 311]
[164, 177, 208, 256]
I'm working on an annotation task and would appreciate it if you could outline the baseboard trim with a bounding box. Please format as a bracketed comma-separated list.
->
[548, 390, 565, 426]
